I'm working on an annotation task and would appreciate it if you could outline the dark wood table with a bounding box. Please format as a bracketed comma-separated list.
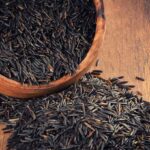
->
[1, 0, 150, 149]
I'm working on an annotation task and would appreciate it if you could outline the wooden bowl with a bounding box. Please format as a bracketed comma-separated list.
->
[0, 0, 105, 99]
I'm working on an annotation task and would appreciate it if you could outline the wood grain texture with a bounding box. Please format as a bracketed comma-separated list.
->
[0, 124, 10, 150]
[93, 0, 150, 102]
[1, 0, 150, 149]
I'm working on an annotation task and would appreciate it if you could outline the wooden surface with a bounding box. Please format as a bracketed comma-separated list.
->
[95, 0, 150, 102]
[1, 0, 150, 149]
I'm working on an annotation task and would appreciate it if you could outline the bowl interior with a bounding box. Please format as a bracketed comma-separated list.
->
[0, 0, 105, 98]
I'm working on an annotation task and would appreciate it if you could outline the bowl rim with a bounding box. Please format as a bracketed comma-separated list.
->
[0, 0, 105, 98]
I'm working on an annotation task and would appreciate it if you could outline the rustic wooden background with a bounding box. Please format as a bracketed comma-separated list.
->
[0, 0, 150, 149]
